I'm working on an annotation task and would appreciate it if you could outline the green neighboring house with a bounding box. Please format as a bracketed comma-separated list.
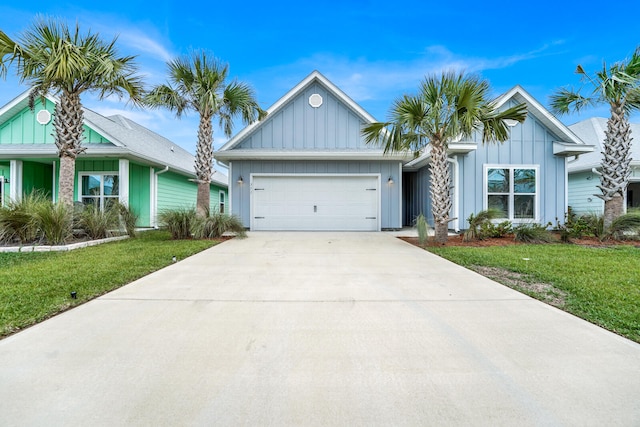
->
[0, 91, 228, 227]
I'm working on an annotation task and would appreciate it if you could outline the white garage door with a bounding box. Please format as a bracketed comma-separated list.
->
[251, 175, 379, 231]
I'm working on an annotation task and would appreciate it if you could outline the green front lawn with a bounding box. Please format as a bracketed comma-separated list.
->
[0, 231, 220, 338]
[428, 244, 640, 343]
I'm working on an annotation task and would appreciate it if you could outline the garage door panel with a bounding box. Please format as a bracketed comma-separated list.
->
[252, 176, 379, 231]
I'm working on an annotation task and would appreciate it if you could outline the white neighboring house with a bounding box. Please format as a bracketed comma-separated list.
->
[568, 118, 640, 215]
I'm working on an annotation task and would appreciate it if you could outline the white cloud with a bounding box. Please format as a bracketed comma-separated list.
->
[256, 42, 565, 106]
[116, 29, 173, 63]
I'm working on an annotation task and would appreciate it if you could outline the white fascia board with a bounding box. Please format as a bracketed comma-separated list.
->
[553, 142, 595, 157]
[448, 143, 478, 154]
[494, 86, 585, 146]
[0, 91, 59, 127]
[218, 71, 378, 152]
[214, 150, 412, 162]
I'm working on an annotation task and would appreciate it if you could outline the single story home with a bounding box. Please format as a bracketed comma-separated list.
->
[567, 118, 640, 215]
[0, 91, 228, 227]
[215, 71, 593, 231]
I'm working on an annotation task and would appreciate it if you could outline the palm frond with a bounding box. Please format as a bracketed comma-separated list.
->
[549, 88, 594, 115]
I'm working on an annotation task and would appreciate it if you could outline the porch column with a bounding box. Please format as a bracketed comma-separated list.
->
[118, 159, 129, 207]
[9, 160, 23, 202]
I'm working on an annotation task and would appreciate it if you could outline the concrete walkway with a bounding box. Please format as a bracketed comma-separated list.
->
[1, 232, 639, 426]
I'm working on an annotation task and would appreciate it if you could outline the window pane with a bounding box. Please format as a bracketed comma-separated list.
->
[104, 197, 118, 211]
[487, 169, 509, 193]
[82, 197, 99, 208]
[82, 175, 101, 196]
[488, 195, 509, 218]
[514, 195, 535, 219]
[514, 169, 535, 193]
[104, 175, 119, 196]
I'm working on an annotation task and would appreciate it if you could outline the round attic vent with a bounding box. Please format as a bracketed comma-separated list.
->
[308, 93, 323, 108]
[36, 110, 51, 125]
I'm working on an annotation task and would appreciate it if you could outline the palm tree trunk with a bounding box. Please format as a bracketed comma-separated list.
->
[429, 140, 452, 243]
[195, 112, 213, 217]
[53, 91, 85, 207]
[599, 103, 632, 229]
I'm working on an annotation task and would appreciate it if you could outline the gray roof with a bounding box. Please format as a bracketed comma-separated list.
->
[568, 117, 640, 173]
[0, 91, 228, 187]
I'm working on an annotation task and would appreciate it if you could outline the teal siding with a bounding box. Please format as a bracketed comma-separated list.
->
[157, 171, 197, 211]
[0, 99, 55, 144]
[0, 98, 109, 145]
[0, 162, 8, 205]
[22, 161, 53, 198]
[129, 163, 151, 227]
[568, 171, 604, 214]
[209, 184, 228, 214]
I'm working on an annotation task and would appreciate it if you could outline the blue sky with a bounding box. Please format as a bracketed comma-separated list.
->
[1, 1, 640, 155]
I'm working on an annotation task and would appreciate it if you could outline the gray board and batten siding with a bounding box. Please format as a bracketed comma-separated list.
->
[219, 72, 406, 231]
[404, 98, 570, 230]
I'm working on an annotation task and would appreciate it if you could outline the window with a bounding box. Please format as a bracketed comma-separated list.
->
[219, 190, 225, 214]
[485, 166, 537, 221]
[80, 173, 119, 211]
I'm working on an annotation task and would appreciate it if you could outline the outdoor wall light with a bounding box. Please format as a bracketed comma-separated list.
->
[237, 176, 244, 184]
[388, 176, 394, 184]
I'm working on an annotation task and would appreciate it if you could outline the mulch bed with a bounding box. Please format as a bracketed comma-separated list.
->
[399, 234, 640, 248]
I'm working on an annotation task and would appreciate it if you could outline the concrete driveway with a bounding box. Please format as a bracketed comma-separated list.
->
[1, 232, 639, 426]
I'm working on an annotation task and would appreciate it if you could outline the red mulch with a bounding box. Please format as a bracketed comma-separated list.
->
[399, 234, 640, 248]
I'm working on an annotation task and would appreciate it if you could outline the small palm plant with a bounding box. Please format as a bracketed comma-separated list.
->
[463, 208, 502, 242]
[606, 210, 640, 240]
[415, 213, 429, 246]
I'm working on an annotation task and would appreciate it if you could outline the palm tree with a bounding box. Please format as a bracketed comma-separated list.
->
[363, 72, 527, 243]
[551, 48, 640, 229]
[0, 17, 144, 207]
[145, 51, 266, 217]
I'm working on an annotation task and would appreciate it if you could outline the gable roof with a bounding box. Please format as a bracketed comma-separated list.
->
[404, 85, 594, 170]
[218, 70, 377, 152]
[568, 117, 640, 173]
[0, 90, 227, 187]
[215, 70, 410, 162]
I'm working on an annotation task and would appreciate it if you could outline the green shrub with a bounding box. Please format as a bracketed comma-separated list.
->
[34, 201, 73, 245]
[479, 220, 512, 238]
[76, 204, 119, 240]
[158, 208, 197, 239]
[416, 213, 429, 246]
[0, 191, 48, 244]
[116, 202, 139, 237]
[192, 213, 246, 239]
[513, 222, 557, 243]
[463, 208, 502, 242]
[606, 211, 640, 240]
[556, 208, 603, 241]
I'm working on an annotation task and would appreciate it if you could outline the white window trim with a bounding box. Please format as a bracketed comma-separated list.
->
[483, 164, 540, 223]
[78, 171, 120, 211]
[219, 190, 226, 214]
